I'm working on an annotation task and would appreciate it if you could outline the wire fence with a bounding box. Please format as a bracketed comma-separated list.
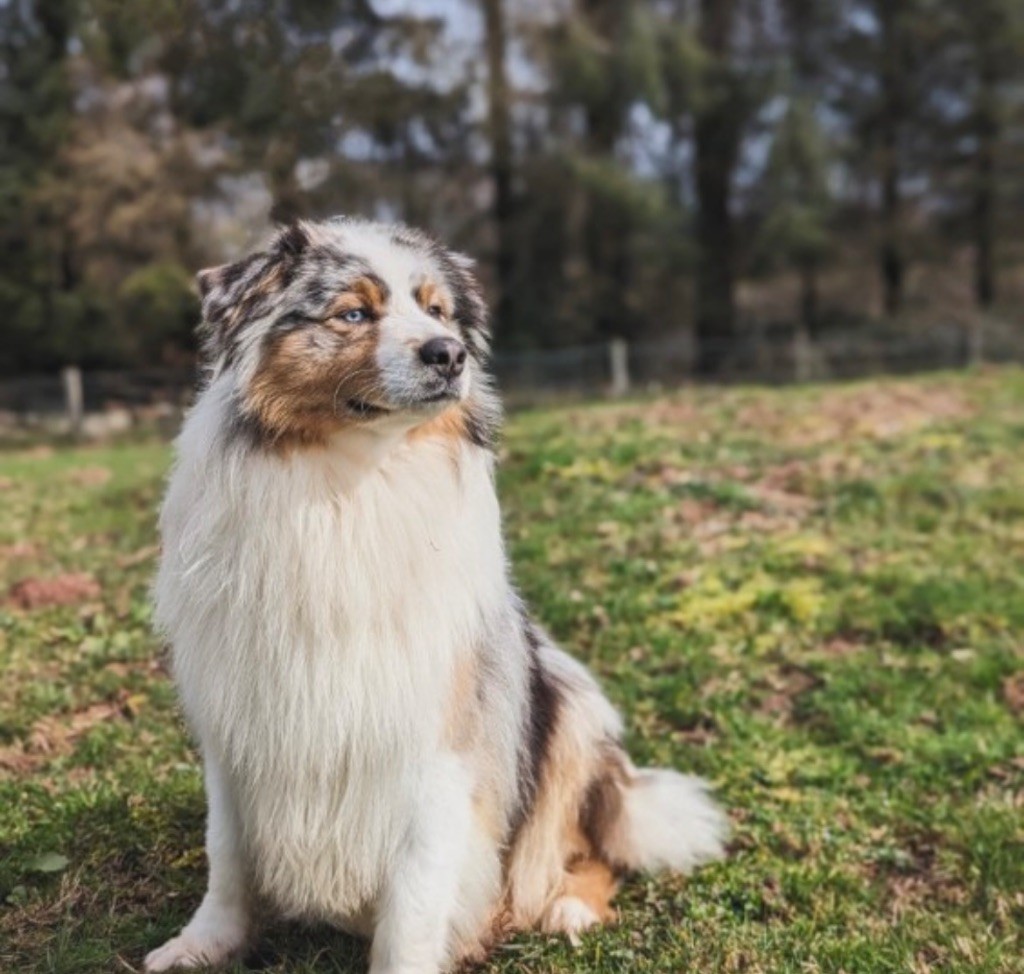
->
[0, 318, 1020, 441]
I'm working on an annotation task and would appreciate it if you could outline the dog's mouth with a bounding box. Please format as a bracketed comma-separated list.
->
[347, 387, 459, 419]
[420, 387, 460, 405]
[346, 398, 391, 419]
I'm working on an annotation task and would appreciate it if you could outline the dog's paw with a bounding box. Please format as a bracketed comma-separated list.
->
[541, 895, 601, 948]
[144, 929, 244, 971]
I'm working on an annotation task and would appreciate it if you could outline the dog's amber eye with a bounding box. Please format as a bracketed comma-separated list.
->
[427, 304, 444, 319]
[341, 308, 367, 324]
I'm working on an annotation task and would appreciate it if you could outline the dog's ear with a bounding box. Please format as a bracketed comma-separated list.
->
[196, 223, 312, 363]
[442, 248, 490, 357]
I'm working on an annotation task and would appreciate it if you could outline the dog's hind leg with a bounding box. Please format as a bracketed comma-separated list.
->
[145, 751, 252, 972]
[505, 639, 727, 947]
[540, 857, 618, 946]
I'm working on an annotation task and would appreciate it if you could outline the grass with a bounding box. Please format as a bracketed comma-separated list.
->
[1, 368, 1023, 974]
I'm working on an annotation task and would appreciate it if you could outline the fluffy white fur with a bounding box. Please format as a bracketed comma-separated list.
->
[145, 219, 727, 973]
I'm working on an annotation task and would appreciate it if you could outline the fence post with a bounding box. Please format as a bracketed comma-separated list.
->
[61, 365, 84, 438]
[793, 326, 813, 383]
[609, 338, 630, 397]
[967, 315, 984, 366]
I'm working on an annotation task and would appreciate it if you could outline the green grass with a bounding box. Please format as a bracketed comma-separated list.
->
[2, 369, 1023, 974]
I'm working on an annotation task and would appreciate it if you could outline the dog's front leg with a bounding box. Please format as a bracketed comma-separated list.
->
[369, 753, 473, 974]
[145, 751, 252, 971]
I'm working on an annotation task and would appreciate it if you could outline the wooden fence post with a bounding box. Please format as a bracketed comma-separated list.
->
[609, 338, 630, 397]
[61, 366, 84, 438]
[967, 315, 985, 366]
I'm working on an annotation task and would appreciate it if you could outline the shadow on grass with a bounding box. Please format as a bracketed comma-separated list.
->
[3, 786, 371, 973]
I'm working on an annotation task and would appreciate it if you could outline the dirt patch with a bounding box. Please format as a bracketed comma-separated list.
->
[116, 544, 160, 569]
[739, 383, 972, 448]
[0, 541, 40, 560]
[819, 635, 866, 657]
[7, 572, 101, 610]
[0, 693, 134, 776]
[66, 466, 112, 488]
[756, 666, 821, 723]
[864, 829, 967, 918]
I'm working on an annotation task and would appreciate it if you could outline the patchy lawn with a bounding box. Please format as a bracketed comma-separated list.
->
[1, 369, 1022, 974]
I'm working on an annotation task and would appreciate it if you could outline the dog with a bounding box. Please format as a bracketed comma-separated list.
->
[145, 217, 727, 973]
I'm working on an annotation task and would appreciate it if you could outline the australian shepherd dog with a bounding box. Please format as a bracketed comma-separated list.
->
[145, 218, 727, 973]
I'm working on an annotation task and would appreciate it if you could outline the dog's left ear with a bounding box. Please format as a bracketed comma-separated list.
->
[443, 249, 491, 356]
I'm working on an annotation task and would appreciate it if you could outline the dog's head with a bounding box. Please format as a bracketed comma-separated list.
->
[197, 218, 497, 450]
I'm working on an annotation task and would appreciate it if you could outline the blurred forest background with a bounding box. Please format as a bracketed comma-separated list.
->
[2, 0, 1024, 380]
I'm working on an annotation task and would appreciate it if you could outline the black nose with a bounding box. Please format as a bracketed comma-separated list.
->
[419, 336, 467, 378]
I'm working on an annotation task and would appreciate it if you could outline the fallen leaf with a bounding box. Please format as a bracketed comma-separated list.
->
[26, 852, 69, 874]
[1002, 673, 1024, 715]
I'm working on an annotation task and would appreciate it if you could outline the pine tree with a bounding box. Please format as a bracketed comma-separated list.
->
[943, 0, 1024, 308]
[757, 97, 833, 344]
[0, 0, 81, 372]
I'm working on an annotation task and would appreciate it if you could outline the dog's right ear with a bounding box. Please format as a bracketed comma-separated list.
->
[195, 253, 273, 364]
[195, 224, 313, 363]
[196, 265, 224, 302]
[196, 255, 261, 326]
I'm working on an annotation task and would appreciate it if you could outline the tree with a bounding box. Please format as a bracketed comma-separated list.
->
[944, 0, 1024, 308]
[0, 0, 81, 372]
[691, 0, 744, 372]
[757, 98, 833, 344]
[833, 0, 946, 317]
[157, 0, 381, 223]
[673, 0, 774, 374]
[481, 0, 516, 332]
[542, 0, 668, 342]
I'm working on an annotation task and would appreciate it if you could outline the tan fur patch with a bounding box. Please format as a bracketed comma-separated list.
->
[246, 323, 382, 448]
[407, 407, 468, 446]
[414, 279, 452, 319]
[504, 714, 599, 926]
[563, 858, 618, 923]
[442, 653, 479, 753]
[326, 276, 388, 321]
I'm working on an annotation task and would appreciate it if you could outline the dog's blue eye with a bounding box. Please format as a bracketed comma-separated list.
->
[342, 308, 366, 324]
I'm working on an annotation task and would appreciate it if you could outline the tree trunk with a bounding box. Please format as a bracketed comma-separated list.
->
[482, 0, 516, 332]
[877, 0, 905, 317]
[973, 60, 998, 308]
[694, 0, 740, 375]
[800, 257, 819, 339]
[579, 0, 632, 340]
[879, 139, 904, 316]
[794, 257, 818, 382]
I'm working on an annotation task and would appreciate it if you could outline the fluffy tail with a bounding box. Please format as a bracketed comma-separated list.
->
[594, 765, 729, 874]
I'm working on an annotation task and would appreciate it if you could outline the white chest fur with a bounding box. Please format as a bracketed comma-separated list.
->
[155, 390, 508, 921]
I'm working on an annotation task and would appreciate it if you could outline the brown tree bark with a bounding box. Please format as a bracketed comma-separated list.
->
[482, 0, 516, 332]
[579, 0, 632, 341]
[877, 0, 905, 317]
[694, 0, 741, 375]
[973, 59, 997, 308]
[800, 257, 819, 339]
